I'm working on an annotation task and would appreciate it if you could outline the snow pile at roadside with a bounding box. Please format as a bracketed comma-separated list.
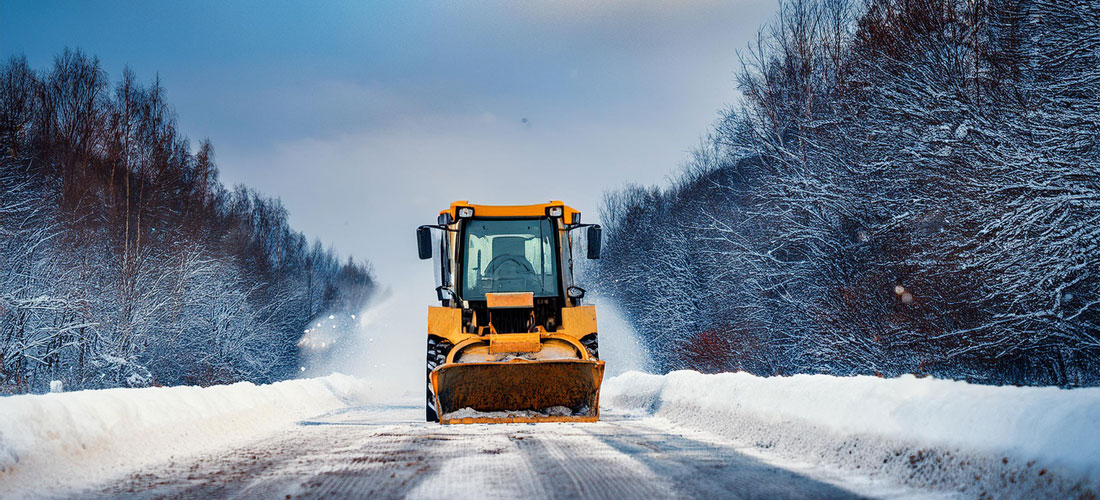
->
[0, 374, 373, 499]
[604, 370, 1100, 498]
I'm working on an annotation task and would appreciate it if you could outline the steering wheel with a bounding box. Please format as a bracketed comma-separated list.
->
[484, 254, 535, 275]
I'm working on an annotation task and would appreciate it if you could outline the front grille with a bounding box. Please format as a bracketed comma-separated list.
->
[469, 298, 562, 334]
[490, 309, 533, 333]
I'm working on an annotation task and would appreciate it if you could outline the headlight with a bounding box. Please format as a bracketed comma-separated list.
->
[547, 206, 563, 217]
[457, 207, 474, 218]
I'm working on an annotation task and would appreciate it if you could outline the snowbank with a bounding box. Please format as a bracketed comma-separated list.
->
[604, 370, 1100, 497]
[0, 374, 373, 499]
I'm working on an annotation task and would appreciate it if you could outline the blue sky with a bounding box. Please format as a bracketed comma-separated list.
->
[2, 0, 776, 295]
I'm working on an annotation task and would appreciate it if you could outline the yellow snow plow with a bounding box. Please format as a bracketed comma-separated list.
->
[417, 201, 605, 424]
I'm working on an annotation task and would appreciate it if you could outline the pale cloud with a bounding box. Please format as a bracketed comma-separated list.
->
[221, 98, 701, 296]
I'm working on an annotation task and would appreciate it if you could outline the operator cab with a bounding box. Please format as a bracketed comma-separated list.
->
[462, 218, 561, 300]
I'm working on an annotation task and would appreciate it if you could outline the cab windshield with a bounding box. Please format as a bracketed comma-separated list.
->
[462, 218, 560, 301]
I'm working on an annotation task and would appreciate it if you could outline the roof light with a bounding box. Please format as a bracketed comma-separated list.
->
[457, 207, 474, 218]
[547, 206, 564, 217]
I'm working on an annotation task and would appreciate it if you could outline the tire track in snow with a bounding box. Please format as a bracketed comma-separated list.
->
[404, 430, 548, 500]
[584, 417, 866, 499]
[515, 423, 678, 499]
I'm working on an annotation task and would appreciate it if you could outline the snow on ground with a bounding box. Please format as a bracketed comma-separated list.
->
[603, 370, 1100, 498]
[0, 374, 374, 500]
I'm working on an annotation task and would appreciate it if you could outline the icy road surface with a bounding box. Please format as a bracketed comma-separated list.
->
[81, 405, 912, 500]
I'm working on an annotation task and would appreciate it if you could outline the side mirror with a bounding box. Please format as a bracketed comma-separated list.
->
[586, 225, 602, 259]
[567, 286, 586, 300]
[417, 226, 432, 260]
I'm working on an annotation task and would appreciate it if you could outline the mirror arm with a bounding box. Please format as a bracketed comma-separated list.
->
[436, 285, 457, 302]
[418, 224, 458, 233]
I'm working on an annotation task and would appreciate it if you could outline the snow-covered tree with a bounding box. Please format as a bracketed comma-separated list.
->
[0, 50, 377, 393]
[594, 0, 1100, 386]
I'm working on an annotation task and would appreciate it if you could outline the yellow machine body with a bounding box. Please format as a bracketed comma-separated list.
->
[422, 201, 605, 424]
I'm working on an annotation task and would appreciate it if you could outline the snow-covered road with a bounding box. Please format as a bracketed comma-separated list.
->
[4, 371, 1098, 499]
[82, 405, 878, 500]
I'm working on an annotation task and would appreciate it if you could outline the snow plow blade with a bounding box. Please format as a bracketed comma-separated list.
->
[431, 359, 605, 424]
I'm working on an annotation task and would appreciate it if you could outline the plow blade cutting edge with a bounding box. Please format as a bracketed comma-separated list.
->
[431, 359, 606, 424]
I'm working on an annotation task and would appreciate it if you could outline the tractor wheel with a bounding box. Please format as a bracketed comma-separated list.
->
[426, 335, 453, 422]
[580, 333, 599, 360]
